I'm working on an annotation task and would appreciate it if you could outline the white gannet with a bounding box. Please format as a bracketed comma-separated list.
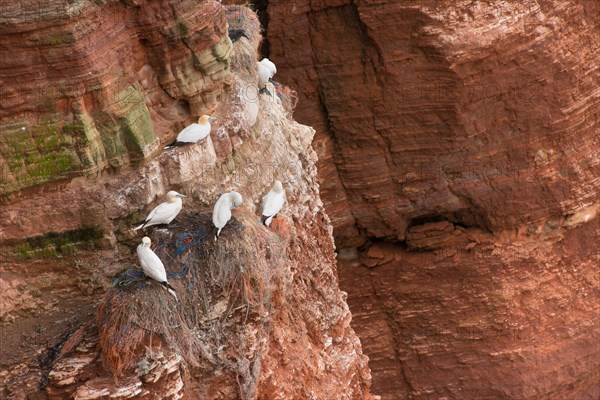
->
[136, 236, 177, 300]
[258, 58, 277, 95]
[261, 180, 286, 226]
[133, 191, 186, 231]
[212, 191, 243, 238]
[166, 114, 217, 147]
[260, 58, 277, 76]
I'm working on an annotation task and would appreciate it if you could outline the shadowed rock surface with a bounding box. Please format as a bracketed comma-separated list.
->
[258, 0, 599, 398]
[266, 0, 599, 244]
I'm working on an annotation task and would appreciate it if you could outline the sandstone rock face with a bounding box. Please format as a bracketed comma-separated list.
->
[0, 3, 372, 399]
[267, 0, 599, 245]
[0, 0, 231, 198]
[340, 220, 600, 400]
[263, 0, 600, 399]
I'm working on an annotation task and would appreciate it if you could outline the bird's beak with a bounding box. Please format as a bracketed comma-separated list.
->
[209, 116, 218, 121]
[177, 194, 187, 198]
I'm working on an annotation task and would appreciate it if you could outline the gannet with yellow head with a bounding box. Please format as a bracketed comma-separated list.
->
[166, 114, 217, 148]
[136, 236, 178, 300]
[133, 190, 186, 230]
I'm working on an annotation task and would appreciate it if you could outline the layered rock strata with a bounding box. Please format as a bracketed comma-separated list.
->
[262, 0, 600, 399]
[0, 3, 373, 399]
[0, 0, 230, 198]
[266, 0, 599, 245]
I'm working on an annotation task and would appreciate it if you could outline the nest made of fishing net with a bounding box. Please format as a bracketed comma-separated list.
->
[97, 207, 288, 381]
[151, 208, 288, 327]
[96, 277, 197, 379]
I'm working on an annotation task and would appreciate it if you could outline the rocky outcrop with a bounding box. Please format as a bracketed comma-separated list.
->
[262, 0, 599, 399]
[0, 2, 373, 399]
[45, 203, 373, 400]
[340, 219, 600, 400]
[0, 0, 231, 198]
[267, 0, 599, 245]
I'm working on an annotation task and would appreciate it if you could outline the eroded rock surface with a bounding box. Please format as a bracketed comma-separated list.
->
[0, 3, 373, 399]
[340, 220, 600, 400]
[0, 0, 230, 198]
[261, 0, 599, 399]
[267, 0, 599, 245]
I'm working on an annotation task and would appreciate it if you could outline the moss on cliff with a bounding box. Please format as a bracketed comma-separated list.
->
[93, 85, 158, 168]
[0, 118, 79, 194]
[195, 36, 232, 79]
[114, 86, 157, 160]
[42, 31, 76, 46]
[11, 225, 105, 261]
[64, 117, 106, 171]
[0, 85, 158, 195]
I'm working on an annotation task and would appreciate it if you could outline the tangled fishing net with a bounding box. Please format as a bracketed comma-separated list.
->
[96, 208, 287, 397]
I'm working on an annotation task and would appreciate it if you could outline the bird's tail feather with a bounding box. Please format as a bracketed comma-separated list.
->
[164, 282, 176, 292]
[161, 281, 178, 301]
[133, 221, 146, 231]
[263, 215, 276, 226]
[165, 140, 187, 149]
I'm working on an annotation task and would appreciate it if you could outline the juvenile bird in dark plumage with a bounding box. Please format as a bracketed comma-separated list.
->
[229, 28, 249, 43]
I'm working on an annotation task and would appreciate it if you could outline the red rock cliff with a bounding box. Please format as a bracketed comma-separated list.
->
[267, 0, 598, 244]
[0, 2, 373, 399]
[263, 0, 599, 399]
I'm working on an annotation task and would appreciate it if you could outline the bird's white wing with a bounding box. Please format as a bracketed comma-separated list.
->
[143, 203, 160, 223]
[136, 244, 146, 267]
[139, 248, 168, 282]
[212, 197, 232, 229]
[145, 202, 181, 226]
[262, 190, 285, 217]
[176, 123, 210, 143]
[258, 64, 271, 86]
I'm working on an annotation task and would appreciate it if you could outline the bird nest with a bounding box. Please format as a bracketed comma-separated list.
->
[96, 208, 287, 394]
